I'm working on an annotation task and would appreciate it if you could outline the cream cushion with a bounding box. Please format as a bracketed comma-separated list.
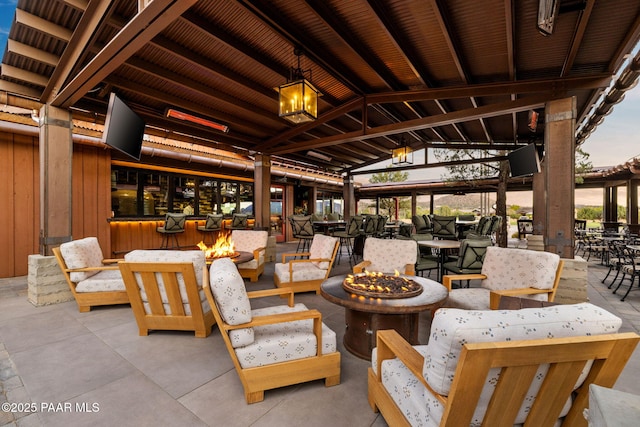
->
[59, 237, 105, 282]
[124, 250, 208, 315]
[446, 246, 561, 309]
[372, 303, 622, 427]
[361, 237, 417, 273]
[231, 230, 268, 270]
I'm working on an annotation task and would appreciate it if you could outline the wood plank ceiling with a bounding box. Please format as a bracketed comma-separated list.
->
[2, 0, 640, 177]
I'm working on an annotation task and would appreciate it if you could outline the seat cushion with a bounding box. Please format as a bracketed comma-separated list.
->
[309, 234, 338, 269]
[59, 237, 104, 282]
[208, 258, 253, 347]
[424, 303, 622, 397]
[362, 237, 417, 273]
[124, 250, 208, 315]
[274, 262, 326, 283]
[234, 303, 337, 369]
[480, 247, 560, 292]
[75, 269, 125, 293]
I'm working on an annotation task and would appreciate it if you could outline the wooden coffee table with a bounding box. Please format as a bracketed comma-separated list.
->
[320, 274, 448, 360]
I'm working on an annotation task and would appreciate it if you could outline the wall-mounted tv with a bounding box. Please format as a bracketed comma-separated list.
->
[508, 143, 541, 178]
[102, 92, 145, 161]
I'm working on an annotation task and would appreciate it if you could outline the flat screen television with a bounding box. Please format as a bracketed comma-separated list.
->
[508, 143, 541, 177]
[102, 92, 145, 161]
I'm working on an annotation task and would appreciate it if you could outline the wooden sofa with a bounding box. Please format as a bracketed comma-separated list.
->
[118, 250, 215, 338]
[52, 237, 129, 312]
[368, 303, 639, 426]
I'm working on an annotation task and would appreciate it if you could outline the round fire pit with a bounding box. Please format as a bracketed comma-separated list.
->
[206, 251, 240, 261]
[342, 273, 423, 299]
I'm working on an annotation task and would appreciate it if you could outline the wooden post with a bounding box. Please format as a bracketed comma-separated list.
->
[544, 98, 576, 259]
[343, 175, 355, 219]
[253, 154, 271, 229]
[39, 104, 73, 255]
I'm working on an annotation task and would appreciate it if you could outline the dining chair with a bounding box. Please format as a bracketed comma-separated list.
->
[431, 215, 457, 240]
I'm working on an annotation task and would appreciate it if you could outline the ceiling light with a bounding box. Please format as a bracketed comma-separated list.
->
[392, 136, 413, 165]
[166, 108, 229, 133]
[277, 48, 320, 124]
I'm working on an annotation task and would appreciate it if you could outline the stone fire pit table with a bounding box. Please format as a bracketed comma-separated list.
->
[320, 274, 448, 360]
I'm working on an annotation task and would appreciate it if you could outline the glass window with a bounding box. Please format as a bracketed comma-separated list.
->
[110, 166, 253, 218]
[199, 179, 218, 214]
[239, 183, 253, 215]
[143, 173, 169, 216]
[317, 191, 344, 216]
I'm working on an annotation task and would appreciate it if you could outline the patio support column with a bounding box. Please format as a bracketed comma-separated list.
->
[343, 175, 355, 219]
[544, 97, 575, 259]
[628, 179, 639, 225]
[253, 154, 271, 229]
[532, 161, 546, 235]
[603, 185, 618, 222]
[39, 104, 73, 256]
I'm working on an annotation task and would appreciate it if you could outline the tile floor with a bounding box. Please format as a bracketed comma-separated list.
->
[1, 242, 639, 427]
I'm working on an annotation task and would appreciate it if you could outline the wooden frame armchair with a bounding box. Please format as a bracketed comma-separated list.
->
[442, 246, 564, 310]
[274, 234, 339, 294]
[353, 237, 417, 275]
[205, 258, 341, 403]
[118, 250, 215, 338]
[52, 237, 128, 312]
[230, 229, 268, 282]
[368, 303, 639, 426]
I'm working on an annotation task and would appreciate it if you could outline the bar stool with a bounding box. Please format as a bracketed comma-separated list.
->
[156, 213, 186, 248]
[197, 213, 223, 244]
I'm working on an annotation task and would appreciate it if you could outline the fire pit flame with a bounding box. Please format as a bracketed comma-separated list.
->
[197, 232, 238, 259]
[342, 271, 422, 299]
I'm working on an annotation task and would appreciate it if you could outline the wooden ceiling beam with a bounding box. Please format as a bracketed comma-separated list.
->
[561, 0, 595, 77]
[42, 0, 112, 103]
[1, 64, 48, 87]
[6, 39, 59, 67]
[122, 58, 282, 126]
[53, 0, 198, 108]
[271, 95, 550, 155]
[15, 9, 72, 42]
[365, 74, 612, 104]
[238, 0, 368, 94]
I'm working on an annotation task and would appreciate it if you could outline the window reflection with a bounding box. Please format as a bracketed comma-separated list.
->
[111, 166, 253, 218]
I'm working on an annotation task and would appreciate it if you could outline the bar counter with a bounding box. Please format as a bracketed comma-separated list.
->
[108, 217, 255, 256]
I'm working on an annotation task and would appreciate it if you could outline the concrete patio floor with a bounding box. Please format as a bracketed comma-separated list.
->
[1, 241, 640, 426]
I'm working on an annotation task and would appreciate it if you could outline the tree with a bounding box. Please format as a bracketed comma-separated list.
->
[575, 146, 593, 184]
[369, 169, 409, 219]
[433, 148, 508, 246]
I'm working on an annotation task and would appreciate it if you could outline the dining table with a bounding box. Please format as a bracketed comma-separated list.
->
[416, 239, 461, 281]
[312, 220, 346, 235]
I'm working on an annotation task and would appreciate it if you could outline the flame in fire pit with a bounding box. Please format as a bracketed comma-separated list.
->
[197, 232, 237, 259]
[343, 270, 422, 299]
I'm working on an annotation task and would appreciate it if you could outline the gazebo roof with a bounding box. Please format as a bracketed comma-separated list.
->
[2, 0, 640, 176]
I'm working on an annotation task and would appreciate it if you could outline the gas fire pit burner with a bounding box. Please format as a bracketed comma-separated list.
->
[342, 272, 423, 299]
[207, 251, 240, 260]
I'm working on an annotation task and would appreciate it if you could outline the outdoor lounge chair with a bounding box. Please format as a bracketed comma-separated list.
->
[274, 233, 339, 294]
[205, 257, 341, 403]
[442, 246, 564, 310]
[368, 303, 639, 426]
[353, 237, 417, 275]
[118, 250, 215, 338]
[52, 237, 128, 313]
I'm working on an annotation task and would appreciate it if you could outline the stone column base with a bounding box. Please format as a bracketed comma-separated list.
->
[27, 254, 73, 306]
[555, 256, 588, 304]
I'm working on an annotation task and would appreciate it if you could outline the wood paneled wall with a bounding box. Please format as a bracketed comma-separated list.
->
[0, 131, 112, 278]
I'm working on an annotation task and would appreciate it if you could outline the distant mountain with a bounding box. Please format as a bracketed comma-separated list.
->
[432, 194, 495, 209]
